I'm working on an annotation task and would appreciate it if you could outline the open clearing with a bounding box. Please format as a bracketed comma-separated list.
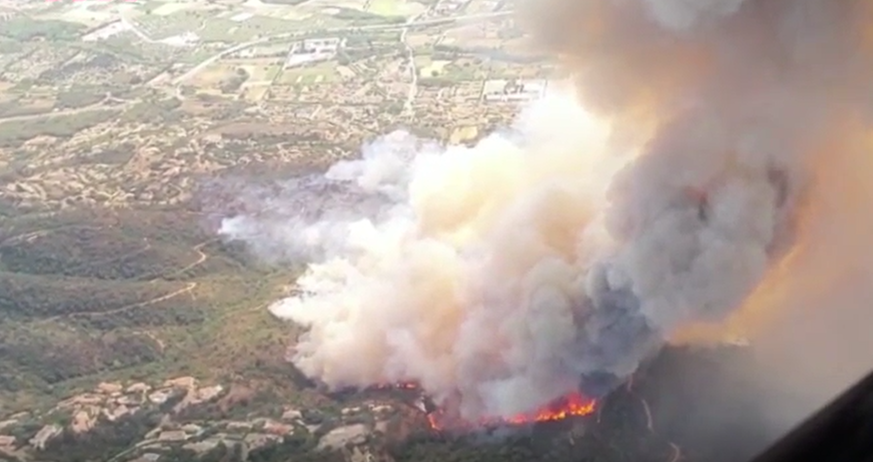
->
[188, 63, 240, 87]
[223, 59, 282, 81]
[416, 56, 451, 77]
[136, 11, 206, 39]
[298, 0, 370, 10]
[241, 85, 270, 101]
[277, 62, 340, 84]
[366, 0, 426, 17]
[199, 16, 307, 42]
[151, 2, 191, 16]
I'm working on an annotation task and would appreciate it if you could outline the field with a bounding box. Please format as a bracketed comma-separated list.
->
[234, 60, 283, 100]
[135, 11, 207, 40]
[0, 109, 119, 148]
[415, 55, 451, 77]
[35, 3, 117, 27]
[150, 2, 199, 16]
[197, 16, 311, 42]
[366, 0, 427, 17]
[276, 61, 341, 84]
[226, 60, 283, 82]
[187, 63, 244, 88]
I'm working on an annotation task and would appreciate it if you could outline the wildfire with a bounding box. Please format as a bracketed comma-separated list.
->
[372, 382, 596, 430]
[428, 391, 597, 430]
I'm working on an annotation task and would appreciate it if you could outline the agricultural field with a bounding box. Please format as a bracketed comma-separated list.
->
[414, 55, 451, 77]
[134, 11, 210, 40]
[365, 0, 428, 17]
[186, 64, 244, 88]
[276, 61, 341, 85]
[226, 60, 284, 83]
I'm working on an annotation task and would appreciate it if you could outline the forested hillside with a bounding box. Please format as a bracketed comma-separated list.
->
[0, 206, 291, 411]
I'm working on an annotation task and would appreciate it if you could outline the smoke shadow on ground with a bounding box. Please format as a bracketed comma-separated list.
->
[635, 346, 782, 462]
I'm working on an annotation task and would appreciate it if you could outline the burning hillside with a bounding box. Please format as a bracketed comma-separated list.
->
[373, 383, 597, 431]
[424, 391, 597, 431]
[218, 0, 873, 434]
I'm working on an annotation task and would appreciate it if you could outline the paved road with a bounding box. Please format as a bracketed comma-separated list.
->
[173, 10, 514, 85]
[400, 10, 427, 116]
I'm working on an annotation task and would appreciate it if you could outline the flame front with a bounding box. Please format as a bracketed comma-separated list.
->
[504, 392, 597, 425]
[375, 382, 597, 430]
[427, 391, 596, 430]
[373, 382, 595, 430]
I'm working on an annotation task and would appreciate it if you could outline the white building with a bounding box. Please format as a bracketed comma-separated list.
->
[284, 37, 345, 69]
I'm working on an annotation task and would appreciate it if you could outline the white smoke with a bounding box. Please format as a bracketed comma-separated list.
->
[218, 0, 873, 423]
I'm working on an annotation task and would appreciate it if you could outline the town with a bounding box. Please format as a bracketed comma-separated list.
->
[0, 0, 553, 211]
[0, 0, 558, 460]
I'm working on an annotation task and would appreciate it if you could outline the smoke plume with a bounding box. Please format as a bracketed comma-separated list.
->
[219, 0, 873, 424]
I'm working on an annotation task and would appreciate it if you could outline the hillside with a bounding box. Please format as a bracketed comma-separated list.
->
[0, 341, 785, 462]
[0, 206, 295, 414]
[0, 205, 803, 462]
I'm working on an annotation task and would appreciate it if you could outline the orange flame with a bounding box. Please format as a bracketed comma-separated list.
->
[427, 391, 596, 430]
[372, 382, 596, 430]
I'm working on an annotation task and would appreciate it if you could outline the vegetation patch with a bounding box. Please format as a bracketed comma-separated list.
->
[0, 18, 85, 41]
[0, 110, 118, 148]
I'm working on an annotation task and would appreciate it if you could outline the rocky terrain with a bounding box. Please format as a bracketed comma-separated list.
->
[0, 345, 787, 462]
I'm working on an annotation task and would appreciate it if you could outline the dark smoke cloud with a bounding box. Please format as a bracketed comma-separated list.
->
[217, 0, 873, 427]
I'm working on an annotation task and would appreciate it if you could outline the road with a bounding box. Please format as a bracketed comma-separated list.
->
[66, 282, 198, 320]
[399, 4, 437, 118]
[157, 239, 213, 280]
[626, 377, 681, 462]
[173, 10, 514, 85]
[0, 99, 135, 123]
[400, 20, 419, 117]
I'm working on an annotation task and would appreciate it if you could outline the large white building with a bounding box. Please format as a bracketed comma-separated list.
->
[284, 37, 345, 69]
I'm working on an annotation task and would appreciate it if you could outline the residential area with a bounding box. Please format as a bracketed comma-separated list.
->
[0, 0, 553, 211]
[0, 0, 560, 460]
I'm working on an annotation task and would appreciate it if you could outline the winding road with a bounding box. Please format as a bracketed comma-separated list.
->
[66, 282, 198, 320]
[399, 2, 442, 118]
[17, 233, 213, 325]
[626, 377, 683, 462]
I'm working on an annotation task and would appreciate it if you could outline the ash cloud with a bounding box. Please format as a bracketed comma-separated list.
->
[218, 0, 873, 426]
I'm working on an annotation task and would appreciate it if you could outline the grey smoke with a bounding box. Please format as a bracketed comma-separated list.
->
[218, 0, 873, 424]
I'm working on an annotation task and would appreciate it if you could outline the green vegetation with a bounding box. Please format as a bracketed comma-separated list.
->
[332, 8, 406, 25]
[279, 62, 340, 84]
[39, 411, 161, 462]
[121, 97, 183, 124]
[1, 322, 163, 388]
[0, 273, 187, 318]
[248, 434, 347, 462]
[54, 88, 107, 110]
[0, 18, 85, 41]
[0, 208, 290, 411]
[0, 110, 118, 148]
[0, 38, 25, 53]
[220, 68, 250, 94]
[0, 98, 52, 118]
[135, 11, 206, 40]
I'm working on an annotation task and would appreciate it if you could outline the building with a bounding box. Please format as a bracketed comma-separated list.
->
[284, 37, 346, 69]
[481, 79, 548, 102]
